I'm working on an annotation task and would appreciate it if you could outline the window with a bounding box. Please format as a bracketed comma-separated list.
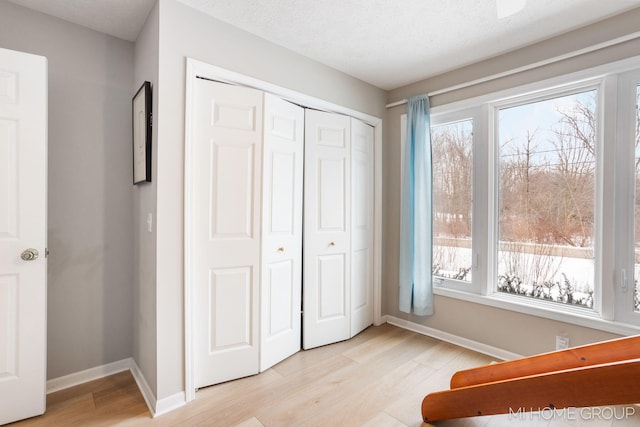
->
[497, 91, 597, 308]
[403, 58, 640, 332]
[432, 119, 473, 283]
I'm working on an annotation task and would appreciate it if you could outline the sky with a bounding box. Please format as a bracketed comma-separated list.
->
[498, 89, 596, 167]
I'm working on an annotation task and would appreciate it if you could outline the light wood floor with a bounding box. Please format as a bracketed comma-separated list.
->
[11, 324, 640, 426]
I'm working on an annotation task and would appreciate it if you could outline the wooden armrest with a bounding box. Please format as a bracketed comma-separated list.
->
[451, 335, 640, 389]
[423, 358, 640, 423]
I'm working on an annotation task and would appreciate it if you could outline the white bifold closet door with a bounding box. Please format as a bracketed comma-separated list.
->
[190, 78, 372, 388]
[192, 79, 264, 387]
[191, 79, 304, 387]
[260, 94, 304, 371]
[350, 118, 375, 336]
[303, 110, 374, 350]
[303, 110, 351, 349]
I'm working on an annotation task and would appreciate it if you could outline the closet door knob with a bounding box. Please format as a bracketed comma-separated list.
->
[329, 242, 335, 247]
[277, 247, 285, 252]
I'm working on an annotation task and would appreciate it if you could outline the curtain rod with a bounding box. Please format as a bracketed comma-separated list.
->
[385, 30, 640, 109]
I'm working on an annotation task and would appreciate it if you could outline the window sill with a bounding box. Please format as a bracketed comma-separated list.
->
[434, 285, 640, 336]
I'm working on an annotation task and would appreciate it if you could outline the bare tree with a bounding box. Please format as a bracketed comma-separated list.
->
[431, 121, 473, 279]
[499, 131, 540, 242]
[497, 92, 597, 306]
[550, 93, 596, 247]
[432, 122, 472, 238]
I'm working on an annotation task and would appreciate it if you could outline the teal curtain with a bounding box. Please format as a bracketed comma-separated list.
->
[399, 94, 433, 316]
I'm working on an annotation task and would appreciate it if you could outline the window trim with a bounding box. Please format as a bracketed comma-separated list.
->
[403, 54, 640, 334]
[434, 285, 639, 336]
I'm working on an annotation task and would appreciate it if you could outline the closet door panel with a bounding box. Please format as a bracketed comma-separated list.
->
[210, 142, 255, 238]
[192, 80, 262, 388]
[303, 110, 351, 350]
[318, 254, 347, 318]
[319, 158, 346, 230]
[351, 119, 374, 336]
[261, 94, 304, 370]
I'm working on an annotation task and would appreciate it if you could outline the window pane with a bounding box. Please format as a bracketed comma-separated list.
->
[497, 91, 596, 308]
[432, 119, 473, 282]
[635, 84, 640, 313]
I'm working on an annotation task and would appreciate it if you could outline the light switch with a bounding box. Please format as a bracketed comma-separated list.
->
[147, 213, 153, 232]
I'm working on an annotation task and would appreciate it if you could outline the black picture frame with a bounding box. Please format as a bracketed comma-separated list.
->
[132, 81, 152, 184]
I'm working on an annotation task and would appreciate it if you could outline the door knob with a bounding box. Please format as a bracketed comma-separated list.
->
[21, 248, 39, 261]
[277, 247, 285, 252]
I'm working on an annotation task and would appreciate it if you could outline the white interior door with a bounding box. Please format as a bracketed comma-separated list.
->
[0, 48, 47, 425]
[191, 79, 263, 388]
[260, 94, 304, 371]
[303, 109, 351, 350]
[350, 118, 374, 336]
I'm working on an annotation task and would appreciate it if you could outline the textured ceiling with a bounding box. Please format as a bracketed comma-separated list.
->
[176, 0, 640, 89]
[8, 0, 640, 90]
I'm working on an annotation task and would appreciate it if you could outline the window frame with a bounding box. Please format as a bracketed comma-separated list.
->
[404, 55, 640, 335]
[489, 80, 605, 317]
[429, 108, 483, 294]
[614, 69, 640, 326]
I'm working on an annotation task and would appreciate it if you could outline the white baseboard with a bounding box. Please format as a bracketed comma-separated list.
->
[129, 359, 157, 417]
[384, 315, 524, 361]
[46, 358, 132, 394]
[46, 358, 179, 418]
[155, 391, 186, 417]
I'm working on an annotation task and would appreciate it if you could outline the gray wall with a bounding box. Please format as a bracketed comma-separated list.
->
[153, 0, 387, 401]
[383, 8, 640, 356]
[133, 1, 159, 394]
[0, 2, 135, 378]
